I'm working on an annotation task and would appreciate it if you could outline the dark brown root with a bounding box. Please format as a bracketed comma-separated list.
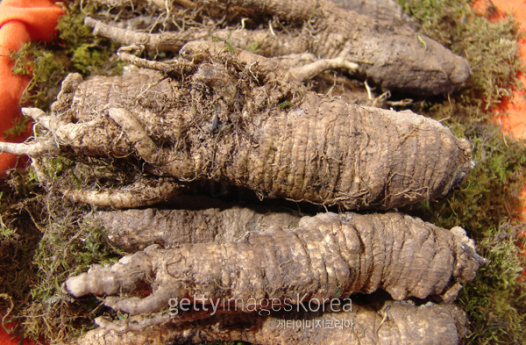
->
[63, 177, 185, 208]
[6, 41, 473, 210]
[64, 212, 482, 315]
[330, 0, 405, 21]
[72, 300, 469, 345]
[85, 0, 470, 95]
[88, 206, 300, 250]
[0, 140, 57, 157]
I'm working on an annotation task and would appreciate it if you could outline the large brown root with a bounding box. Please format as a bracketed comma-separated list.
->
[65, 211, 483, 315]
[331, 0, 405, 21]
[89, 206, 301, 250]
[85, 0, 469, 95]
[6, 42, 473, 210]
[91, 0, 405, 21]
[72, 299, 468, 345]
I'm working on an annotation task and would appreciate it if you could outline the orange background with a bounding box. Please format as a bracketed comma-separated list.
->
[0, 0, 63, 176]
[0, 2, 64, 344]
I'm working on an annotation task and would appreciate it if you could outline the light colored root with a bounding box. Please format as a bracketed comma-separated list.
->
[20, 107, 47, 121]
[0, 107, 59, 157]
[0, 140, 58, 157]
[88, 206, 300, 250]
[84, 17, 208, 52]
[94, 309, 217, 332]
[63, 178, 184, 208]
[65, 213, 483, 317]
[105, 288, 172, 314]
[107, 108, 162, 165]
[85, 17, 154, 48]
[73, 300, 469, 345]
[117, 49, 173, 73]
[440, 282, 464, 303]
[90, 0, 196, 9]
[95, 313, 171, 332]
[116, 46, 194, 75]
[64, 246, 157, 297]
[289, 57, 360, 82]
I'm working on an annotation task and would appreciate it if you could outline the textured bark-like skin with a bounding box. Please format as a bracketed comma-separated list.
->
[90, 206, 300, 250]
[92, 0, 405, 20]
[32, 42, 472, 210]
[65, 212, 480, 315]
[331, 0, 405, 21]
[86, 0, 469, 95]
[72, 299, 468, 345]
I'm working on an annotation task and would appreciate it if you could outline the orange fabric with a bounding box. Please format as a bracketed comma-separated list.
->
[487, 0, 526, 143]
[0, 3, 64, 345]
[474, 0, 526, 218]
[473, 0, 526, 275]
[0, 323, 36, 345]
[0, 0, 63, 175]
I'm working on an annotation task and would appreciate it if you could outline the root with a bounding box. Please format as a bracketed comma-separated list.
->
[84, 17, 209, 52]
[107, 108, 163, 165]
[119, 42, 354, 83]
[105, 287, 172, 314]
[73, 300, 469, 345]
[289, 57, 359, 82]
[94, 313, 171, 332]
[86, 0, 470, 95]
[88, 206, 300, 250]
[0, 140, 57, 157]
[331, 0, 405, 21]
[34, 42, 473, 210]
[65, 212, 483, 315]
[64, 178, 185, 208]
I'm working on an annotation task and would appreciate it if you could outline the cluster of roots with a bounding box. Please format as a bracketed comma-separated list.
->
[0, 0, 489, 344]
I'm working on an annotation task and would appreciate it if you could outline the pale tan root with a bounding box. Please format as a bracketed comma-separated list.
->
[89, 0, 196, 9]
[72, 300, 469, 345]
[84, 17, 209, 52]
[289, 57, 359, 82]
[119, 44, 359, 83]
[64, 212, 482, 315]
[85, 0, 470, 95]
[88, 206, 300, 250]
[0, 140, 57, 157]
[64, 178, 185, 208]
[107, 108, 162, 164]
[332, 0, 405, 21]
[26, 41, 474, 210]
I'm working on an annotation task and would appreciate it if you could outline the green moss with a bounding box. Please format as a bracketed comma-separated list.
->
[277, 100, 293, 108]
[245, 41, 260, 54]
[397, 0, 526, 343]
[3, 115, 31, 139]
[403, 115, 526, 344]
[461, 231, 526, 344]
[8, 1, 123, 113]
[397, 0, 523, 112]
[0, 170, 45, 339]
[9, 43, 65, 110]
[21, 217, 122, 343]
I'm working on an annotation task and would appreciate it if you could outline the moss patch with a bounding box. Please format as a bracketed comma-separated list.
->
[8, 2, 123, 112]
[1, 1, 125, 342]
[397, 0, 523, 112]
[397, 0, 526, 343]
